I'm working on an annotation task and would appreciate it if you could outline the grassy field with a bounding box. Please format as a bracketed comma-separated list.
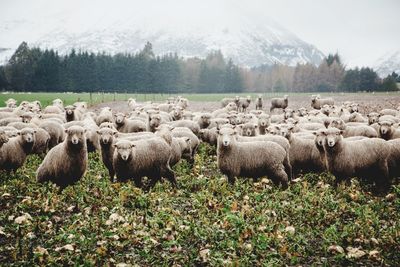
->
[1, 91, 400, 108]
[0, 144, 399, 265]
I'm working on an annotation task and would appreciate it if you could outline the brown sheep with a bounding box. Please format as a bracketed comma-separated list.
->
[36, 126, 88, 189]
[270, 95, 288, 112]
[114, 113, 147, 133]
[0, 128, 36, 173]
[39, 121, 65, 149]
[311, 95, 334, 109]
[257, 114, 270, 135]
[97, 127, 118, 181]
[113, 138, 176, 189]
[96, 107, 114, 126]
[329, 119, 377, 138]
[323, 127, 390, 192]
[217, 127, 288, 187]
[377, 121, 400, 140]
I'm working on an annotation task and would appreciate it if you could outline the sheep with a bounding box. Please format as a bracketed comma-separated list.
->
[212, 102, 238, 117]
[216, 127, 288, 187]
[5, 98, 17, 108]
[41, 113, 66, 123]
[0, 130, 9, 147]
[221, 96, 240, 108]
[30, 128, 50, 157]
[96, 107, 114, 126]
[99, 122, 117, 129]
[65, 105, 82, 122]
[0, 126, 19, 138]
[379, 108, 398, 117]
[255, 94, 263, 110]
[0, 128, 36, 173]
[329, 119, 378, 138]
[128, 98, 138, 110]
[112, 138, 176, 188]
[176, 97, 189, 109]
[270, 95, 288, 112]
[114, 113, 147, 133]
[196, 113, 212, 129]
[387, 139, 400, 178]
[208, 118, 230, 129]
[39, 121, 65, 149]
[239, 123, 258, 136]
[367, 112, 380, 125]
[257, 114, 270, 135]
[170, 107, 183, 121]
[283, 108, 296, 120]
[279, 125, 325, 176]
[43, 105, 63, 114]
[311, 95, 334, 109]
[97, 127, 118, 181]
[0, 117, 21, 126]
[323, 127, 390, 192]
[36, 126, 88, 189]
[238, 96, 251, 112]
[379, 115, 400, 124]
[199, 128, 218, 146]
[81, 114, 101, 152]
[297, 107, 308, 117]
[147, 113, 163, 132]
[169, 120, 200, 136]
[348, 112, 367, 123]
[52, 99, 64, 110]
[169, 137, 192, 167]
[171, 127, 200, 166]
[377, 121, 400, 140]
[158, 103, 174, 113]
[7, 122, 37, 130]
[182, 111, 194, 120]
[242, 113, 258, 124]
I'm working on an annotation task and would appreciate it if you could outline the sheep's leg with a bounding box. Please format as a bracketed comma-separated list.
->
[270, 107, 274, 112]
[375, 161, 390, 194]
[227, 174, 235, 185]
[270, 166, 288, 189]
[133, 176, 143, 188]
[163, 165, 177, 188]
[283, 156, 293, 181]
[334, 175, 347, 187]
[108, 170, 115, 182]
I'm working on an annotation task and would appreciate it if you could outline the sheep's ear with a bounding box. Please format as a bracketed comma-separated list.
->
[84, 129, 87, 133]
[96, 130, 101, 134]
[113, 144, 117, 148]
[254, 124, 258, 128]
[378, 114, 381, 117]
[367, 114, 370, 118]
[170, 126, 175, 131]
[378, 122, 382, 126]
[339, 130, 344, 135]
[17, 131, 21, 135]
[216, 129, 220, 135]
[33, 130, 37, 133]
[293, 120, 299, 125]
[64, 129, 68, 133]
[130, 144, 136, 148]
[38, 114, 42, 118]
[312, 131, 317, 135]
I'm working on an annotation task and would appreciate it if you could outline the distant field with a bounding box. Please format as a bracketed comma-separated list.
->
[1, 91, 399, 107]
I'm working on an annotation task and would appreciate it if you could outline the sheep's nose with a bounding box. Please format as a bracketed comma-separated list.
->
[122, 155, 128, 161]
[102, 138, 108, 144]
[328, 141, 335, 147]
[223, 141, 229, 146]
[72, 138, 79, 145]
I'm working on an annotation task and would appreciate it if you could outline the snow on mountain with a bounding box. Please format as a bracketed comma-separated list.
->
[374, 51, 400, 77]
[0, 1, 325, 67]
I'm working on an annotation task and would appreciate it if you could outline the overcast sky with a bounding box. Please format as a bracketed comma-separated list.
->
[1, 0, 399, 67]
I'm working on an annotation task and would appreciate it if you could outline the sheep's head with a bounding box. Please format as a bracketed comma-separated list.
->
[240, 123, 257, 137]
[297, 108, 308, 117]
[217, 127, 236, 147]
[313, 129, 327, 149]
[226, 102, 237, 111]
[378, 121, 393, 136]
[114, 113, 126, 125]
[149, 114, 162, 128]
[243, 114, 255, 123]
[367, 112, 380, 125]
[330, 119, 345, 130]
[172, 107, 183, 118]
[114, 140, 134, 161]
[324, 128, 343, 148]
[0, 130, 9, 145]
[65, 126, 86, 146]
[19, 128, 37, 144]
[350, 103, 359, 113]
[5, 98, 17, 108]
[20, 113, 34, 123]
[284, 109, 294, 120]
[267, 125, 280, 135]
[97, 128, 117, 145]
[65, 106, 75, 116]
[258, 114, 270, 127]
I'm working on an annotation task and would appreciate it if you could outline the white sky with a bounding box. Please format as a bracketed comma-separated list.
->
[0, 0, 399, 67]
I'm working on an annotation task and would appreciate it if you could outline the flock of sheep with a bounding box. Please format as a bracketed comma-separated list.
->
[0, 94, 399, 194]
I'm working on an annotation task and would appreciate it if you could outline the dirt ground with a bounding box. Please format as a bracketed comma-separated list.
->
[93, 93, 400, 114]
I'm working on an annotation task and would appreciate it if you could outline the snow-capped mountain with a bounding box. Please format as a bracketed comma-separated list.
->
[0, 1, 325, 67]
[374, 51, 400, 77]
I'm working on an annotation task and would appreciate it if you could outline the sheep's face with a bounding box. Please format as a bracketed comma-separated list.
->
[235, 115, 243, 125]
[115, 113, 125, 125]
[6, 99, 17, 108]
[367, 113, 380, 125]
[0, 131, 9, 145]
[114, 141, 133, 161]
[173, 108, 182, 118]
[66, 126, 86, 146]
[284, 109, 294, 119]
[267, 126, 280, 135]
[313, 130, 326, 148]
[149, 115, 161, 128]
[378, 121, 393, 136]
[279, 126, 292, 139]
[20, 114, 33, 123]
[20, 128, 36, 144]
[350, 104, 359, 113]
[218, 128, 236, 147]
[324, 128, 343, 148]
[97, 128, 116, 145]
[243, 114, 255, 123]
[241, 124, 257, 137]
[258, 115, 270, 127]
[227, 115, 237, 125]
[226, 102, 237, 111]
[65, 106, 75, 115]
[330, 119, 345, 130]
[298, 108, 307, 117]
[200, 114, 211, 125]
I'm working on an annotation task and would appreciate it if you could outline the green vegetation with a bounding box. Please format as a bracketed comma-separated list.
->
[0, 144, 399, 265]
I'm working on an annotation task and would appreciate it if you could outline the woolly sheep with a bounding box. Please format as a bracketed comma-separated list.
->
[239, 123, 258, 136]
[36, 126, 88, 189]
[379, 108, 398, 117]
[0, 130, 9, 147]
[171, 127, 200, 166]
[113, 138, 176, 188]
[216, 127, 288, 187]
[114, 113, 147, 133]
[169, 120, 200, 135]
[97, 127, 118, 181]
[367, 112, 380, 125]
[43, 105, 63, 114]
[39, 121, 65, 149]
[221, 96, 240, 108]
[238, 96, 251, 112]
[270, 95, 288, 112]
[5, 98, 17, 108]
[196, 113, 212, 129]
[257, 114, 270, 135]
[377, 121, 400, 140]
[96, 107, 114, 126]
[329, 119, 377, 138]
[170, 107, 184, 121]
[0, 128, 36, 173]
[323, 127, 390, 192]
[311, 95, 334, 109]
[255, 94, 263, 110]
[65, 105, 82, 122]
[199, 128, 218, 146]
[30, 128, 50, 157]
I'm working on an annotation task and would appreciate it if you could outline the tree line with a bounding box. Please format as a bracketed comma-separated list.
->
[0, 41, 398, 93]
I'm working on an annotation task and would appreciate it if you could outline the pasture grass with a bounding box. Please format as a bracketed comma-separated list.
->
[0, 143, 399, 265]
[1, 91, 399, 107]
